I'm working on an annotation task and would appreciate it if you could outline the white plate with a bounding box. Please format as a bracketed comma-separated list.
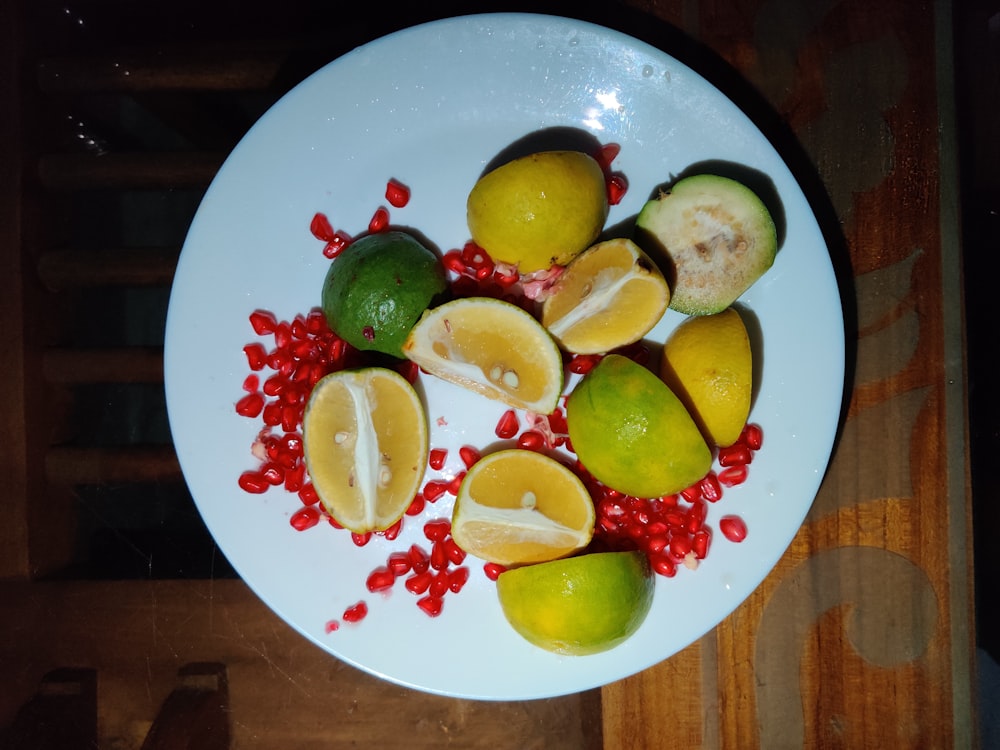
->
[165, 13, 844, 700]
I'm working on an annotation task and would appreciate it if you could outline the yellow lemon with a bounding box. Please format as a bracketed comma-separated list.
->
[541, 238, 669, 354]
[496, 551, 654, 655]
[467, 150, 609, 273]
[660, 308, 752, 447]
[402, 296, 563, 414]
[302, 367, 427, 533]
[635, 174, 777, 315]
[451, 449, 595, 567]
[566, 354, 711, 498]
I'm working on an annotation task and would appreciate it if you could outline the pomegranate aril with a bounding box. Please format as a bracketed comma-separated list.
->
[444, 538, 467, 565]
[242, 375, 259, 395]
[595, 142, 621, 171]
[483, 562, 506, 581]
[381, 518, 403, 541]
[238, 471, 268, 494]
[249, 309, 278, 335]
[283, 462, 305, 492]
[324, 620, 340, 633]
[692, 529, 711, 559]
[606, 174, 628, 205]
[423, 519, 451, 542]
[429, 571, 450, 598]
[430, 541, 449, 571]
[569, 354, 601, 374]
[741, 423, 763, 451]
[448, 567, 471, 593]
[235, 392, 265, 418]
[680, 484, 702, 503]
[366, 566, 395, 592]
[368, 206, 390, 232]
[495, 409, 520, 439]
[290, 506, 320, 532]
[298, 483, 319, 506]
[718, 443, 752, 467]
[405, 494, 426, 516]
[719, 515, 748, 542]
[646, 534, 669, 554]
[429, 448, 448, 470]
[669, 534, 693, 557]
[351, 531, 372, 547]
[342, 601, 368, 623]
[649, 552, 677, 578]
[459, 445, 481, 469]
[408, 544, 430, 573]
[517, 430, 545, 451]
[698, 473, 723, 503]
[243, 342, 268, 370]
[385, 178, 411, 208]
[417, 595, 444, 617]
[261, 463, 284, 486]
[405, 570, 433, 595]
[446, 472, 465, 495]
[387, 552, 412, 576]
[719, 465, 749, 487]
[443, 249, 467, 275]
[309, 212, 336, 241]
[422, 480, 448, 503]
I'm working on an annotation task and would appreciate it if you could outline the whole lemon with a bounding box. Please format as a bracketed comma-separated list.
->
[566, 354, 711, 498]
[496, 551, 654, 655]
[466, 150, 609, 273]
[321, 231, 448, 358]
[660, 308, 752, 447]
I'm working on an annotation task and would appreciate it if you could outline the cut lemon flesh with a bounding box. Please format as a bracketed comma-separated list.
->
[541, 238, 669, 354]
[451, 449, 595, 566]
[402, 296, 563, 414]
[302, 367, 427, 533]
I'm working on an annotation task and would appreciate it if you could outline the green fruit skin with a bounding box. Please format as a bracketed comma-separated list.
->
[321, 231, 447, 358]
[497, 551, 654, 655]
[567, 354, 711, 498]
[634, 174, 777, 316]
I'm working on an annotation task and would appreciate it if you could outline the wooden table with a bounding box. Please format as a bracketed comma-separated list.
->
[1, 0, 978, 747]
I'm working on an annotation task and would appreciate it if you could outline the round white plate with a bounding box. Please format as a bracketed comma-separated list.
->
[165, 13, 844, 700]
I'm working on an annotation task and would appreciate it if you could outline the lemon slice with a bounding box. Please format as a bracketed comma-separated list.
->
[302, 367, 427, 533]
[402, 296, 563, 413]
[541, 238, 669, 354]
[451, 449, 595, 566]
[496, 551, 654, 655]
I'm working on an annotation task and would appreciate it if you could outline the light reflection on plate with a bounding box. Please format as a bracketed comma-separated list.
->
[164, 13, 844, 700]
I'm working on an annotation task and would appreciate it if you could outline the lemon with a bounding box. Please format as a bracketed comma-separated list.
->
[467, 150, 609, 273]
[402, 296, 563, 414]
[541, 238, 669, 354]
[566, 354, 711, 498]
[321, 231, 448, 357]
[660, 308, 752, 447]
[635, 174, 777, 315]
[451, 449, 595, 567]
[302, 367, 427, 533]
[496, 551, 654, 655]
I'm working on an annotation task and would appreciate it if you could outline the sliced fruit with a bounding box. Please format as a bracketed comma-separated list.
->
[496, 551, 654, 655]
[402, 296, 563, 413]
[302, 367, 427, 533]
[451, 449, 595, 567]
[635, 174, 777, 315]
[541, 238, 669, 354]
[566, 354, 711, 498]
[321, 230, 448, 357]
[660, 308, 752, 447]
[467, 150, 609, 273]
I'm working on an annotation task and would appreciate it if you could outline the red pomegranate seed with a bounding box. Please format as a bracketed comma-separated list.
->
[309, 212, 336, 241]
[718, 443, 752, 467]
[741, 423, 763, 451]
[698, 473, 723, 502]
[429, 570, 450, 598]
[326, 513, 343, 529]
[430, 541, 449, 570]
[645, 534, 668, 554]
[692, 529, 711, 559]
[649, 552, 677, 577]
[298, 483, 319, 506]
[719, 465, 749, 487]
[669, 534, 692, 557]
[408, 544, 430, 574]
[342, 601, 368, 623]
[595, 142, 621, 171]
[458, 445, 481, 469]
[483, 562, 506, 581]
[290, 506, 320, 532]
[381, 518, 403, 541]
[368, 206, 390, 232]
[405, 494, 426, 516]
[366, 566, 395, 592]
[385, 178, 410, 208]
[387, 551, 411, 576]
[517, 430, 545, 451]
[444, 538, 467, 565]
[495, 409, 520, 439]
[243, 343, 267, 370]
[422, 480, 448, 503]
[680, 484, 701, 503]
[429, 448, 448, 470]
[238, 470, 268, 494]
[417, 595, 444, 617]
[249, 309, 278, 335]
[324, 620, 340, 633]
[448, 567, 470, 593]
[568, 354, 601, 374]
[405, 570, 433, 595]
[719, 515, 748, 542]
[235, 392, 265, 418]
[606, 174, 628, 205]
[443, 249, 467, 275]
[351, 531, 372, 547]
[322, 231, 352, 259]
[261, 463, 284, 485]
[423, 519, 451, 542]
[283, 462, 305, 492]
[446, 472, 465, 495]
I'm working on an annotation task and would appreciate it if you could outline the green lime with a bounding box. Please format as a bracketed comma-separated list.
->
[496, 551, 654, 655]
[321, 231, 448, 357]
